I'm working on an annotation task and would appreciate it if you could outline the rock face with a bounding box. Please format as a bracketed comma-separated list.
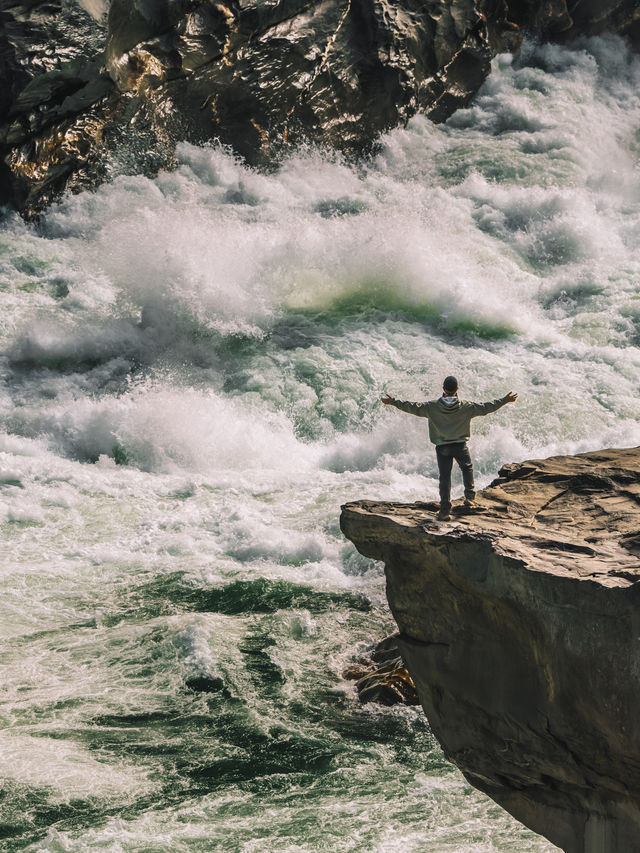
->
[341, 447, 640, 853]
[102, 0, 516, 161]
[0, 0, 115, 212]
[2, 0, 640, 215]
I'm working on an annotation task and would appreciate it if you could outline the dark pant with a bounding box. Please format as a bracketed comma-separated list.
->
[435, 442, 475, 512]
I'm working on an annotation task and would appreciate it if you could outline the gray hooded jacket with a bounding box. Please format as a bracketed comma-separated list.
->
[390, 394, 508, 446]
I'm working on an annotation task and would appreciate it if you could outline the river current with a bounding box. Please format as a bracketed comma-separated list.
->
[1, 34, 639, 852]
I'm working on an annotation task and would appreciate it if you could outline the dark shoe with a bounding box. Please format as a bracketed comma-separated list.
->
[437, 510, 451, 521]
[463, 498, 475, 507]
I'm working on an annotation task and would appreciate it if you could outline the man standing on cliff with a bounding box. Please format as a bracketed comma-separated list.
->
[381, 376, 518, 521]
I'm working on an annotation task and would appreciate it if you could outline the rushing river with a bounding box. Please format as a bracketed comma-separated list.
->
[1, 34, 639, 853]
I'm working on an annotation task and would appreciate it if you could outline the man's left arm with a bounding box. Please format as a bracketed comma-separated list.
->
[471, 391, 518, 416]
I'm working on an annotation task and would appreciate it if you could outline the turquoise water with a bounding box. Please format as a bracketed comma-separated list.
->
[2, 34, 640, 852]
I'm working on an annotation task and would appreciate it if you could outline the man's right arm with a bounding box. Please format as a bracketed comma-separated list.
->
[381, 395, 429, 417]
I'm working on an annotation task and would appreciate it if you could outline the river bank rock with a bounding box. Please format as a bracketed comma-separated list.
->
[340, 447, 640, 853]
[343, 633, 419, 706]
[2, 0, 640, 215]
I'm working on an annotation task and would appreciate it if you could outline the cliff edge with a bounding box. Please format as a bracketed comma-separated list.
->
[340, 447, 640, 853]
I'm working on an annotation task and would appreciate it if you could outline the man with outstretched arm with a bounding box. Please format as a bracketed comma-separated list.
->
[381, 376, 518, 521]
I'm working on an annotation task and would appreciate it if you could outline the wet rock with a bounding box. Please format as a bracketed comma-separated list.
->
[185, 675, 225, 693]
[341, 446, 640, 853]
[1, 0, 639, 214]
[505, 0, 640, 39]
[0, 0, 114, 210]
[343, 633, 419, 706]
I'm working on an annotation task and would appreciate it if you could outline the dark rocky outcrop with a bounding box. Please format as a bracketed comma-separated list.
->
[2, 0, 640, 215]
[0, 0, 114, 211]
[503, 0, 640, 40]
[341, 447, 640, 852]
[343, 633, 419, 705]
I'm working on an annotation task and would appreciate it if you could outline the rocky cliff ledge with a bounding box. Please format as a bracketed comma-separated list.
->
[2, 0, 640, 215]
[341, 447, 640, 853]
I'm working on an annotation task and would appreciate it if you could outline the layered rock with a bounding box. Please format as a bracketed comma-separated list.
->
[342, 633, 419, 705]
[341, 447, 640, 853]
[2, 0, 640, 215]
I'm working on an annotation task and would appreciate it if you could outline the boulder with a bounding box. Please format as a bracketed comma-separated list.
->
[341, 447, 640, 852]
[343, 633, 419, 706]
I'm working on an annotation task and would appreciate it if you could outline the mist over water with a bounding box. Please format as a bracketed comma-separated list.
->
[1, 35, 639, 851]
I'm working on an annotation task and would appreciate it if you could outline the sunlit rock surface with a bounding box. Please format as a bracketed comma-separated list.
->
[1, 0, 640, 214]
[341, 447, 640, 853]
